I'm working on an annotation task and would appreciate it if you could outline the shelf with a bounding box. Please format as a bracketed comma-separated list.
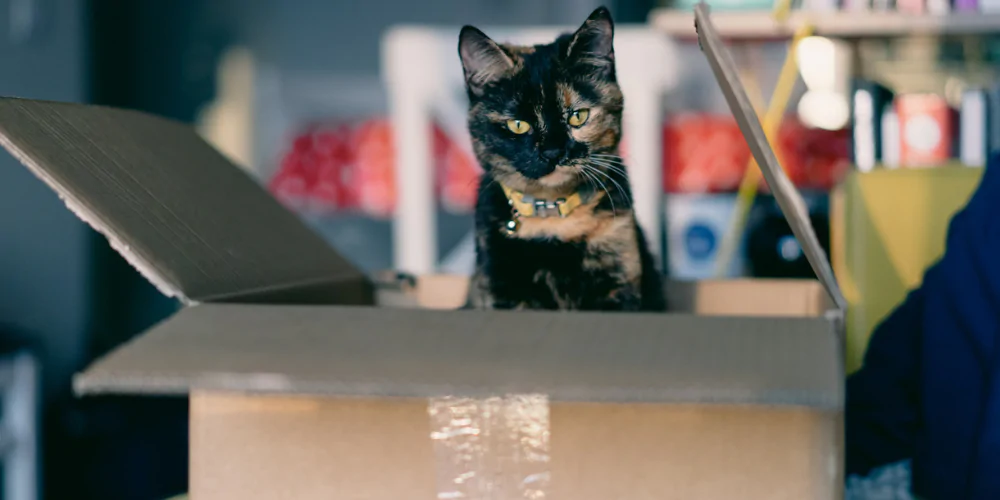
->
[649, 9, 1000, 38]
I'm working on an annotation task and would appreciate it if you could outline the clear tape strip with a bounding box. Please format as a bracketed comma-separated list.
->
[428, 394, 551, 500]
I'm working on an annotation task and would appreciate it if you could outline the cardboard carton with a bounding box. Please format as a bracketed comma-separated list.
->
[0, 5, 846, 499]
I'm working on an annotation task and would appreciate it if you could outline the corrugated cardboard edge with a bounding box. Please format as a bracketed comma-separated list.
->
[0, 97, 373, 306]
[693, 4, 847, 313]
[73, 302, 841, 409]
[0, 117, 373, 307]
[195, 273, 374, 306]
[0, 123, 185, 302]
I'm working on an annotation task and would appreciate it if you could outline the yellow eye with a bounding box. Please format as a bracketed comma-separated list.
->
[568, 109, 590, 127]
[506, 119, 531, 134]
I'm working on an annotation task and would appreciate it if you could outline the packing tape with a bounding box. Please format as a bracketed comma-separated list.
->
[428, 394, 551, 499]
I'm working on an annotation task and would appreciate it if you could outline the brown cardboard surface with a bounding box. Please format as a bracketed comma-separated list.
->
[76, 303, 841, 408]
[0, 97, 371, 305]
[665, 279, 833, 317]
[190, 394, 438, 500]
[191, 392, 841, 500]
[374, 273, 470, 309]
[550, 402, 840, 500]
[377, 273, 832, 317]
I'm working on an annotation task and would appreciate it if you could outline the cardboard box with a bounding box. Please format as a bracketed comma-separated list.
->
[0, 7, 845, 499]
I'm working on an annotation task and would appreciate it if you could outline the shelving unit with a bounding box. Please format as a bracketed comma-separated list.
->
[649, 10, 1000, 38]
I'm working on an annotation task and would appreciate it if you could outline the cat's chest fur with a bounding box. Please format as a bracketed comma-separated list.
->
[471, 180, 647, 310]
[483, 229, 636, 310]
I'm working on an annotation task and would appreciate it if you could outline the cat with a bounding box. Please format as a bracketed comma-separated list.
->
[459, 6, 666, 311]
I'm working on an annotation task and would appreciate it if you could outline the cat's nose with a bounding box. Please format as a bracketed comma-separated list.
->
[540, 149, 563, 162]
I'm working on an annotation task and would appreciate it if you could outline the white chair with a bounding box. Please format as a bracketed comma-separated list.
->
[382, 25, 680, 275]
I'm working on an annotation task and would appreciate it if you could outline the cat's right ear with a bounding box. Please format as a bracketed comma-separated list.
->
[459, 26, 514, 96]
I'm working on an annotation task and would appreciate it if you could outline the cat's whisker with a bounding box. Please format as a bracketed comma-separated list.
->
[582, 172, 605, 210]
[585, 162, 632, 209]
[579, 168, 604, 204]
[580, 166, 617, 219]
[590, 156, 628, 168]
[476, 177, 499, 196]
[601, 174, 633, 208]
[593, 168, 631, 202]
[589, 159, 630, 175]
[587, 156, 629, 173]
[576, 168, 597, 193]
[590, 162, 630, 179]
[582, 166, 620, 219]
[587, 159, 632, 186]
[591, 154, 627, 164]
[576, 168, 594, 194]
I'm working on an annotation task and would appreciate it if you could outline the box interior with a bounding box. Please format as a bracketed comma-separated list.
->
[378, 272, 835, 316]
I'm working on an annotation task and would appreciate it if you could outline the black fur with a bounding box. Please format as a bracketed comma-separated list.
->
[460, 6, 666, 312]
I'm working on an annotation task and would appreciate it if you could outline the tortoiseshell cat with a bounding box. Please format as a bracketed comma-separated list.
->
[460, 6, 665, 311]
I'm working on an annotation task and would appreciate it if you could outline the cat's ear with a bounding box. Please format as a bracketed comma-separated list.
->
[459, 26, 514, 95]
[567, 6, 615, 71]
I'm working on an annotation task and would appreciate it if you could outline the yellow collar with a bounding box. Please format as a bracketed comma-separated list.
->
[500, 183, 586, 218]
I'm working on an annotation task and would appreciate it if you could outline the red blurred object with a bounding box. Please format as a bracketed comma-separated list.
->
[776, 118, 851, 191]
[311, 124, 357, 210]
[663, 113, 750, 193]
[269, 119, 481, 217]
[268, 132, 324, 211]
[663, 113, 850, 194]
[268, 148, 313, 211]
[353, 119, 397, 217]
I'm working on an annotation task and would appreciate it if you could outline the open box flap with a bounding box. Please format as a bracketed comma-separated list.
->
[694, 5, 847, 312]
[0, 98, 371, 305]
[75, 303, 842, 409]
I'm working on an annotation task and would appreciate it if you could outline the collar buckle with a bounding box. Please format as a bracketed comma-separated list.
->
[524, 196, 567, 218]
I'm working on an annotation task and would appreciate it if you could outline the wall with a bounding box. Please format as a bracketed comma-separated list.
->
[0, 0, 87, 403]
[233, 0, 607, 73]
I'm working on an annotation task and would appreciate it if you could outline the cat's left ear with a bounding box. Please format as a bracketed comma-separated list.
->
[567, 6, 615, 71]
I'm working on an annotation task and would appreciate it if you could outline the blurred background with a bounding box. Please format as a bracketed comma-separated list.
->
[0, 0, 995, 498]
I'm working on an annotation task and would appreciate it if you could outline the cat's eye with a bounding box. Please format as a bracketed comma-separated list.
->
[506, 119, 531, 135]
[568, 109, 590, 127]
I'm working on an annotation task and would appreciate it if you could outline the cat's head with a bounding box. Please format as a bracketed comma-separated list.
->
[459, 7, 622, 194]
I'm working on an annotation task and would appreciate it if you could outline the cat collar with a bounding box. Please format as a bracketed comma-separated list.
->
[499, 183, 585, 218]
